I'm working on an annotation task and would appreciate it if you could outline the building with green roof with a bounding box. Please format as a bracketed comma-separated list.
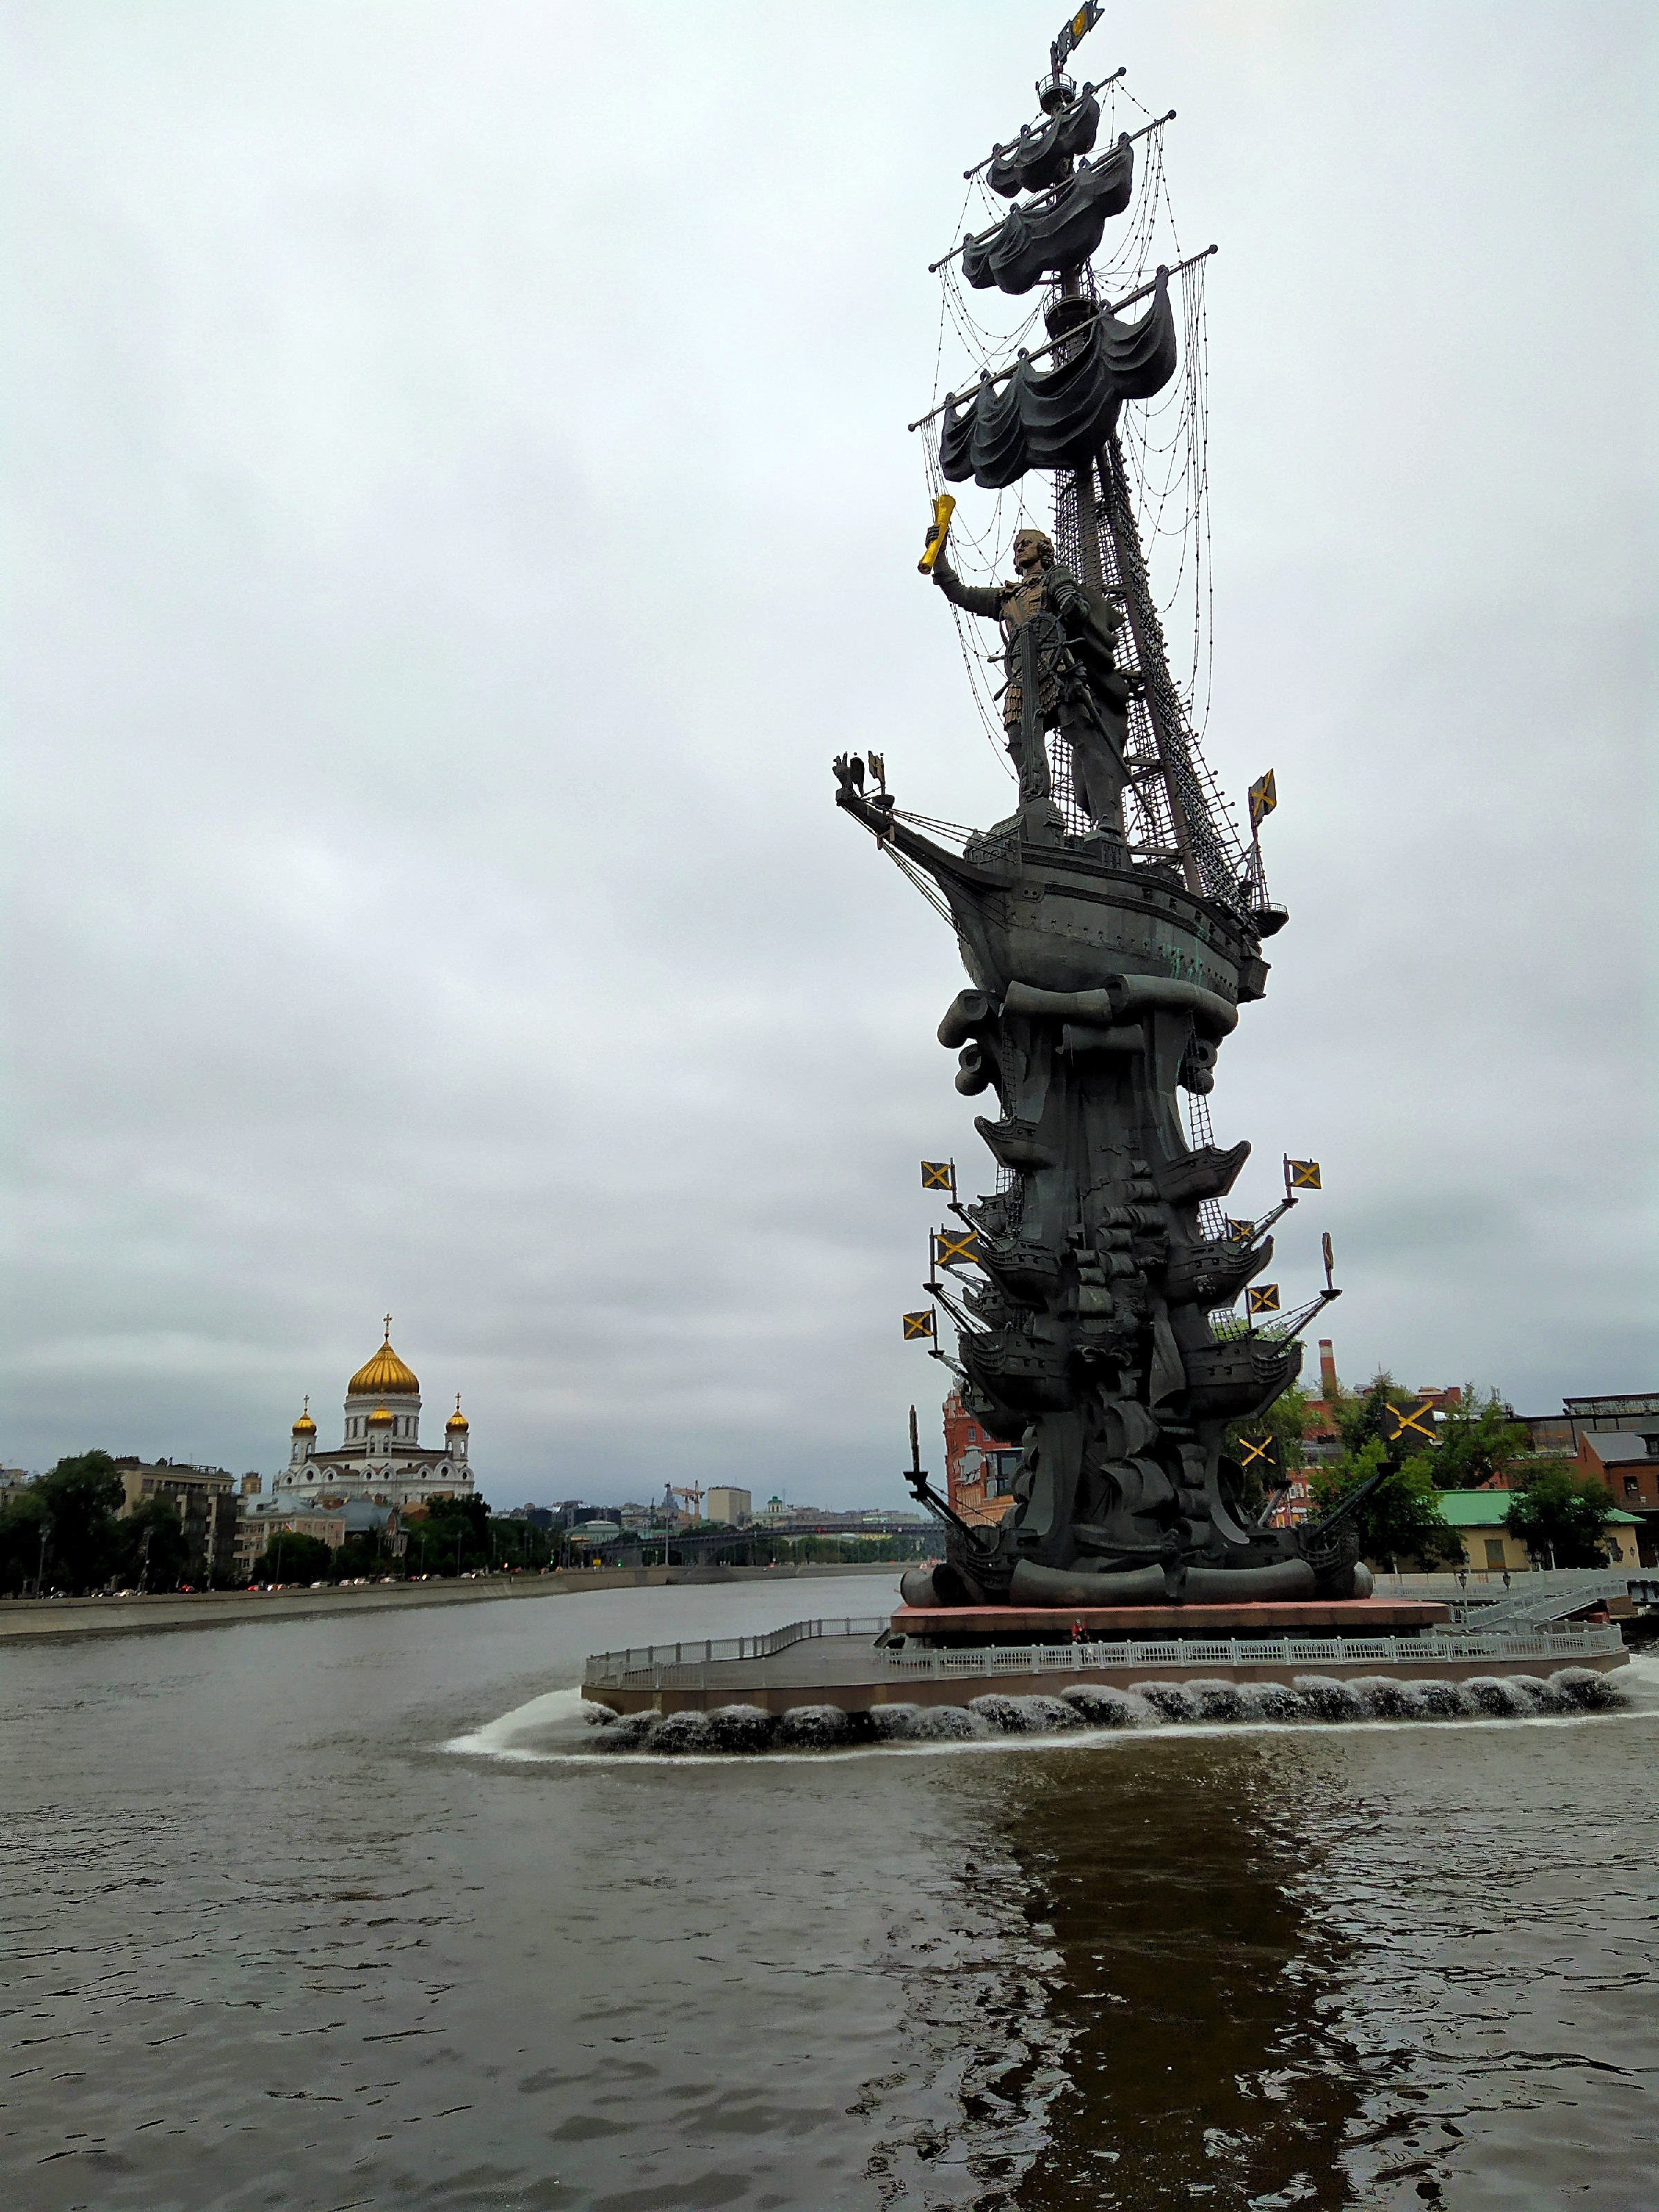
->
[1434, 1490, 1643, 1575]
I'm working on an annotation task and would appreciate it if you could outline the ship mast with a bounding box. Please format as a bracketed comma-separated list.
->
[916, 9, 1260, 920]
[1036, 41, 1206, 895]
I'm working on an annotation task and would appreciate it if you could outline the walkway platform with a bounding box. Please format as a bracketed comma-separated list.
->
[581, 1609, 1629, 1717]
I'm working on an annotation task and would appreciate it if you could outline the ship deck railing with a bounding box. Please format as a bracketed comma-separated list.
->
[581, 1617, 1623, 1691]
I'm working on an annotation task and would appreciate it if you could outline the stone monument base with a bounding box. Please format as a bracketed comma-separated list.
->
[580, 1602, 1627, 1718]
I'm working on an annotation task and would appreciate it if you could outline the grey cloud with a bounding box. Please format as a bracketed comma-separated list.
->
[3, 2, 1652, 1500]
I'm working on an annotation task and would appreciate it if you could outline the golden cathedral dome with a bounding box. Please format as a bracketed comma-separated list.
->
[292, 1396, 316, 1434]
[347, 1319, 420, 1398]
[446, 1395, 469, 1432]
[366, 1402, 395, 1428]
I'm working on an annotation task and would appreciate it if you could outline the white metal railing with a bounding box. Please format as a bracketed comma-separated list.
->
[1381, 1567, 1647, 1600]
[583, 1615, 887, 1689]
[882, 1626, 1624, 1678]
[581, 1618, 1623, 1692]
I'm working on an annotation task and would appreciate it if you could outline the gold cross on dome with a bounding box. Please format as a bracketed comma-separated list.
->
[383, 1314, 393, 1339]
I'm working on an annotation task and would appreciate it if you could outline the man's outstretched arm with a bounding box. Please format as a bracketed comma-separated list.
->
[928, 545, 1005, 621]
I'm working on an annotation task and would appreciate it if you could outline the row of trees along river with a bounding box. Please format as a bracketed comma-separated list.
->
[0, 1452, 933, 1597]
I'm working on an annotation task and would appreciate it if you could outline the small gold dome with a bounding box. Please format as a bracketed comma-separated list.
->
[366, 1402, 395, 1428]
[348, 1318, 420, 1398]
[446, 1394, 469, 1433]
[292, 1395, 316, 1435]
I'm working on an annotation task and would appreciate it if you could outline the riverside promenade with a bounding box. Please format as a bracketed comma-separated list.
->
[0, 1561, 908, 1643]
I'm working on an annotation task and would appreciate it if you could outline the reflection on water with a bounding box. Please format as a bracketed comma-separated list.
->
[979, 1743, 1373, 2210]
[0, 1590, 1654, 2211]
[950, 1698, 1659, 2211]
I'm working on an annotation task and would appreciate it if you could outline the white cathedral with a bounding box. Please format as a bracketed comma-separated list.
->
[271, 1320, 476, 1511]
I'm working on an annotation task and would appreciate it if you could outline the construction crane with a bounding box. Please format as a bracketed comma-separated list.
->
[668, 1482, 705, 1527]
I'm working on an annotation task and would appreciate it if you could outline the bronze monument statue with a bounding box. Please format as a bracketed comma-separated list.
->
[834, 8, 1374, 1610]
[929, 525, 1133, 830]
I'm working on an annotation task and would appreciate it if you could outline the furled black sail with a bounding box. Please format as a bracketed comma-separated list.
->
[937, 270, 1177, 489]
[962, 136, 1134, 296]
[986, 92, 1100, 197]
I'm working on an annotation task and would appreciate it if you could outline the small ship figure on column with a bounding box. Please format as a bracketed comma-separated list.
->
[834, 6, 1375, 1608]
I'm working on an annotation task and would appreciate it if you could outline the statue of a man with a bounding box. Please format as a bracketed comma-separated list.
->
[928, 525, 1132, 831]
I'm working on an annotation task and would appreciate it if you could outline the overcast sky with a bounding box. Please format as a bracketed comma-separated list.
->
[3, 2, 1653, 1508]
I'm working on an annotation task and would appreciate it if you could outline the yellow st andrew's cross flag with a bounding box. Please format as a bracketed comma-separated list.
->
[1386, 1396, 1438, 1447]
[1237, 1431, 1281, 1478]
[1248, 769, 1277, 832]
[901, 1310, 936, 1343]
[932, 1226, 982, 1271]
[1246, 1283, 1281, 1318]
[1286, 1157, 1321, 1191]
[921, 1160, 955, 1193]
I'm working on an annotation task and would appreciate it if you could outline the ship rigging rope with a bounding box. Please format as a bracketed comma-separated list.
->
[882, 843, 955, 926]
[924, 181, 1029, 780]
[923, 91, 1226, 823]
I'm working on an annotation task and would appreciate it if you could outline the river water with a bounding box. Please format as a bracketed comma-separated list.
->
[3, 1573, 1656, 2211]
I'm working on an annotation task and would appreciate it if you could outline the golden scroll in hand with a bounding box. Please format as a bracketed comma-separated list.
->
[917, 494, 956, 574]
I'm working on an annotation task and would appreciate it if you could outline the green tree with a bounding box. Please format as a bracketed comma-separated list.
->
[26, 1452, 126, 1593]
[326, 1531, 396, 1582]
[1505, 1464, 1617, 1568]
[405, 1494, 491, 1576]
[117, 1496, 192, 1591]
[0, 1486, 51, 1596]
[1226, 1381, 1310, 1512]
[484, 1516, 553, 1571]
[1309, 1443, 1462, 1571]
[1333, 1373, 1407, 1461]
[252, 1531, 334, 1583]
[1432, 1387, 1528, 1488]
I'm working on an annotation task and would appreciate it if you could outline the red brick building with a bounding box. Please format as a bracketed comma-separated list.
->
[1271, 1343, 1465, 1527]
[943, 1391, 1022, 1527]
[1267, 1339, 1342, 1526]
[1577, 1431, 1659, 1566]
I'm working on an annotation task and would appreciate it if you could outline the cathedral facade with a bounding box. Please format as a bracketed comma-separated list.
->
[270, 1320, 475, 1512]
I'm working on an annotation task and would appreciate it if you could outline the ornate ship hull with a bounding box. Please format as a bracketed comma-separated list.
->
[841, 790, 1351, 1607]
[898, 815, 1269, 1008]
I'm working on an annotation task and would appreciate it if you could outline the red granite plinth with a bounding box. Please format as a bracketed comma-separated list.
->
[890, 1597, 1450, 1639]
